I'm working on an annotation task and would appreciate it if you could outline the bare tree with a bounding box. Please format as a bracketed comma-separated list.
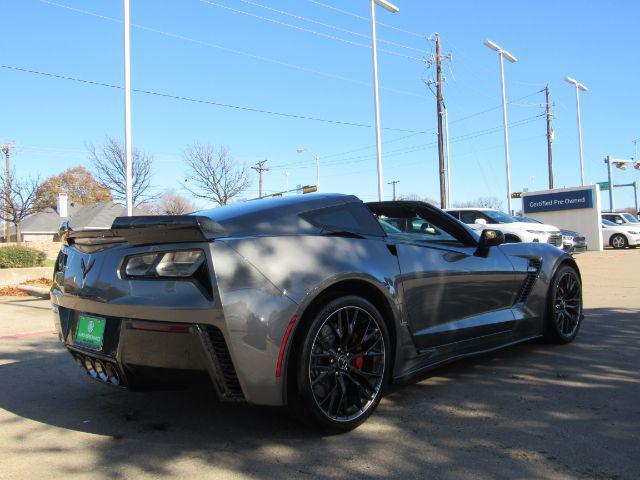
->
[0, 169, 41, 242]
[183, 143, 250, 206]
[398, 194, 438, 205]
[455, 197, 504, 210]
[87, 137, 155, 206]
[146, 190, 198, 215]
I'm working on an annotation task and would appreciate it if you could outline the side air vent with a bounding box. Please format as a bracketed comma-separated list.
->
[515, 259, 542, 304]
[200, 325, 244, 401]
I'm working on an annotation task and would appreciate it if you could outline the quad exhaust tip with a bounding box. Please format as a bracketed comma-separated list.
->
[73, 353, 120, 386]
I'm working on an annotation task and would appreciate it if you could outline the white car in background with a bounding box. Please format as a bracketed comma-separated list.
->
[602, 212, 640, 227]
[446, 208, 563, 247]
[602, 219, 640, 249]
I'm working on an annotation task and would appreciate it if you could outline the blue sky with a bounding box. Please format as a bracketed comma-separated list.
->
[3, 0, 639, 210]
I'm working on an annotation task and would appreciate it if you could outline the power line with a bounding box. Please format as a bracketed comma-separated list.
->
[274, 91, 544, 169]
[0, 64, 427, 133]
[233, 0, 424, 53]
[37, 0, 425, 99]
[304, 0, 427, 40]
[271, 114, 544, 171]
[197, 0, 422, 62]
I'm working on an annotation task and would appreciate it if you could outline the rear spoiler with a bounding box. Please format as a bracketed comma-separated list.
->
[61, 215, 226, 247]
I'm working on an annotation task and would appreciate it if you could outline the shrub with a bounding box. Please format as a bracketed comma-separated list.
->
[0, 246, 46, 268]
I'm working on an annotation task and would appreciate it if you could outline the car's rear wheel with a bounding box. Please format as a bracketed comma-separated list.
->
[610, 234, 628, 249]
[291, 296, 390, 433]
[544, 265, 583, 344]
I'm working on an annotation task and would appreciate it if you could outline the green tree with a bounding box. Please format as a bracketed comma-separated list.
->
[34, 166, 112, 211]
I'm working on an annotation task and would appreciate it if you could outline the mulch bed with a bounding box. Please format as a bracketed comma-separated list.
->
[0, 286, 29, 297]
[23, 277, 52, 288]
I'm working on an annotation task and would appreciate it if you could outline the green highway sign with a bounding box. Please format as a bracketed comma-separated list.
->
[597, 181, 610, 191]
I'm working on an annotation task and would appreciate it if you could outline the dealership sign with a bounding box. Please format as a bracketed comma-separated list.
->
[523, 189, 594, 214]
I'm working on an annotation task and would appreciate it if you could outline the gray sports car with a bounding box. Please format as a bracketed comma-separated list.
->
[51, 194, 583, 432]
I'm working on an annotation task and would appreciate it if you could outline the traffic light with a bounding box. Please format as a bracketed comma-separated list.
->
[510, 192, 522, 199]
[301, 185, 317, 194]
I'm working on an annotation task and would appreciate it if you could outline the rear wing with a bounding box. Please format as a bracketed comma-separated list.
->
[61, 215, 226, 247]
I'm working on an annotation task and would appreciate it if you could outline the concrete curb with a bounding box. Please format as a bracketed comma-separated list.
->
[0, 267, 54, 286]
[16, 285, 50, 299]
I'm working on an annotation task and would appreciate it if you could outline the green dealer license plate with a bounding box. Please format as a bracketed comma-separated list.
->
[74, 314, 106, 350]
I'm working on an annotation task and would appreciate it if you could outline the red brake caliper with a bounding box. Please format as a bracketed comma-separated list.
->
[351, 332, 364, 370]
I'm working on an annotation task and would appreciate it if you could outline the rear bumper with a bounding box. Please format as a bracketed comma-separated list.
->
[53, 305, 244, 400]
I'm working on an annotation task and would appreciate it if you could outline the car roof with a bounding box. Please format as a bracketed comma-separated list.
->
[444, 207, 496, 211]
[196, 193, 363, 237]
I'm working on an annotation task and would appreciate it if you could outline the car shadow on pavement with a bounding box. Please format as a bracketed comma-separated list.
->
[1, 307, 638, 479]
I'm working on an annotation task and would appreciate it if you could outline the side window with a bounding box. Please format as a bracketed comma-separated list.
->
[447, 210, 460, 220]
[301, 203, 384, 236]
[374, 213, 466, 247]
[459, 211, 480, 224]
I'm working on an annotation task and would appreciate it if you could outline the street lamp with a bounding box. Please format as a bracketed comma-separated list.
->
[123, 0, 133, 216]
[565, 76, 589, 186]
[484, 39, 517, 214]
[370, 0, 399, 201]
[296, 148, 320, 192]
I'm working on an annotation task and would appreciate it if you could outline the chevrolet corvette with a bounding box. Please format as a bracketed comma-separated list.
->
[51, 194, 583, 432]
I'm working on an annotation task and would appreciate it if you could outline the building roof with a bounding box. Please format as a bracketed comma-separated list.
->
[5, 202, 144, 236]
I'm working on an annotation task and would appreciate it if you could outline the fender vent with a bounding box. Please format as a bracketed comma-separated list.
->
[201, 325, 244, 401]
[515, 259, 542, 304]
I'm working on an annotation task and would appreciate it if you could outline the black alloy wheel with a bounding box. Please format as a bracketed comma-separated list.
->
[292, 296, 390, 433]
[545, 265, 583, 343]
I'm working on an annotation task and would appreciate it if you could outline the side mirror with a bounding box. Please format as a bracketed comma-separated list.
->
[475, 229, 505, 256]
[616, 219, 623, 224]
[474, 218, 488, 225]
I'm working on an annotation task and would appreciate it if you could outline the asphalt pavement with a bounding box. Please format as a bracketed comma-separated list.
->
[0, 250, 638, 479]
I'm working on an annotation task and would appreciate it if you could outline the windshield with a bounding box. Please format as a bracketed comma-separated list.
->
[483, 210, 516, 224]
[515, 217, 542, 224]
[602, 219, 617, 227]
[622, 213, 639, 223]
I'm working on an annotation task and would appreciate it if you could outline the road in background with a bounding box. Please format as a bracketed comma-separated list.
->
[0, 250, 638, 479]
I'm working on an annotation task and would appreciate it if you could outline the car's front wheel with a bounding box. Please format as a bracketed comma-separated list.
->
[545, 265, 583, 343]
[291, 296, 390, 433]
[610, 234, 628, 249]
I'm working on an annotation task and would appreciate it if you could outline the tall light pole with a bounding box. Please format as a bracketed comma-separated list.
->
[296, 148, 320, 191]
[484, 39, 517, 214]
[370, 0, 399, 201]
[123, 0, 133, 216]
[565, 76, 588, 186]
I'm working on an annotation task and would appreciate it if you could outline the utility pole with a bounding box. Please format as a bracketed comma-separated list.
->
[1, 142, 12, 242]
[251, 159, 270, 198]
[545, 84, 554, 189]
[388, 180, 399, 201]
[435, 35, 447, 209]
[444, 107, 452, 206]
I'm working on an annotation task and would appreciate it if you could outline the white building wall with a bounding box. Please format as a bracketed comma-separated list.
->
[521, 185, 603, 252]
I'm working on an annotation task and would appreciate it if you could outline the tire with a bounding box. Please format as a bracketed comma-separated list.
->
[544, 265, 583, 344]
[290, 296, 391, 433]
[610, 234, 628, 249]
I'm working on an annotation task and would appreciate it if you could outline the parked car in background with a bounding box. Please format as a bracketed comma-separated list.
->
[515, 217, 587, 253]
[446, 208, 563, 247]
[602, 212, 640, 227]
[602, 219, 640, 249]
